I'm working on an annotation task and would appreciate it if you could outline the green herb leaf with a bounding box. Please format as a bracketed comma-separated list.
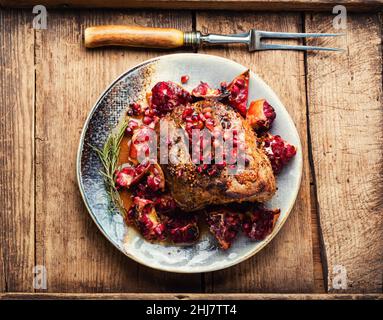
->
[89, 121, 129, 216]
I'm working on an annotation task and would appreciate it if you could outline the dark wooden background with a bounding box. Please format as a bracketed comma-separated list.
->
[0, 1, 382, 297]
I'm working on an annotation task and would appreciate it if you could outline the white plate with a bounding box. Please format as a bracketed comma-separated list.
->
[77, 53, 303, 273]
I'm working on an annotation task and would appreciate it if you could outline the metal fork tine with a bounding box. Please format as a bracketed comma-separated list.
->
[260, 43, 343, 51]
[258, 31, 345, 39]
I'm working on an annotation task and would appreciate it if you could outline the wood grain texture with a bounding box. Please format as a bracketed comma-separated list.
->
[311, 184, 325, 293]
[0, 9, 35, 292]
[1, 0, 382, 12]
[305, 13, 383, 292]
[84, 25, 185, 49]
[34, 9, 199, 293]
[197, 12, 315, 292]
[2, 8, 381, 295]
[1, 292, 382, 300]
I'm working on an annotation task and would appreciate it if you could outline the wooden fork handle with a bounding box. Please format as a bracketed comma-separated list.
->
[84, 25, 186, 49]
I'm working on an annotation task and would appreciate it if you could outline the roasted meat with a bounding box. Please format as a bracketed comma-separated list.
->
[159, 99, 276, 212]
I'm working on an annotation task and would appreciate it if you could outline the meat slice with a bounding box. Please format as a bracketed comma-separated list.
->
[159, 99, 276, 212]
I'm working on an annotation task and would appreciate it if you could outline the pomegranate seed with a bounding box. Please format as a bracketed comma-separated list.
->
[204, 111, 212, 119]
[126, 120, 139, 135]
[181, 75, 189, 84]
[193, 82, 207, 95]
[130, 102, 142, 116]
[216, 161, 226, 169]
[144, 108, 154, 117]
[191, 82, 221, 98]
[115, 170, 133, 188]
[207, 168, 217, 176]
[182, 107, 193, 120]
[143, 116, 153, 125]
[231, 85, 240, 96]
[236, 78, 245, 87]
[147, 175, 161, 191]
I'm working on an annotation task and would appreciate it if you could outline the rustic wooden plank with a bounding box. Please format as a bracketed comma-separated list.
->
[196, 12, 315, 292]
[1, 292, 382, 300]
[1, 0, 382, 12]
[137, 267, 203, 293]
[0, 9, 35, 292]
[35, 9, 198, 293]
[305, 13, 383, 292]
[311, 184, 325, 293]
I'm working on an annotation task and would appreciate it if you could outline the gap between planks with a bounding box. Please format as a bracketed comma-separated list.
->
[301, 12, 326, 293]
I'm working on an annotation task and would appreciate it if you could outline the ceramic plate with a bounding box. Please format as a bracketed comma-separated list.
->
[77, 53, 302, 273]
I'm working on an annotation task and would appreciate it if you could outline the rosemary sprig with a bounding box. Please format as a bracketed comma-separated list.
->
[89, 121, 129, 215]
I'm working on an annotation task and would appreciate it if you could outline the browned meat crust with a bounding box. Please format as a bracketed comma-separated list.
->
[159, 100, 276, 212]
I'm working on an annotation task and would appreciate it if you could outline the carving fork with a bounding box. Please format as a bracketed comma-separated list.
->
[85, 25, 343, 51]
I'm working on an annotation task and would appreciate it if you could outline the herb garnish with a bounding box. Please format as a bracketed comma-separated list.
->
[89, 121, 128, 215]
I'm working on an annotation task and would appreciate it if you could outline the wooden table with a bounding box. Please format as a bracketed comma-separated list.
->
[0, 1, 382, 299]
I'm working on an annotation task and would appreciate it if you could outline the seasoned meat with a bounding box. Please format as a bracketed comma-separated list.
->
[159, 99, 276, 212]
